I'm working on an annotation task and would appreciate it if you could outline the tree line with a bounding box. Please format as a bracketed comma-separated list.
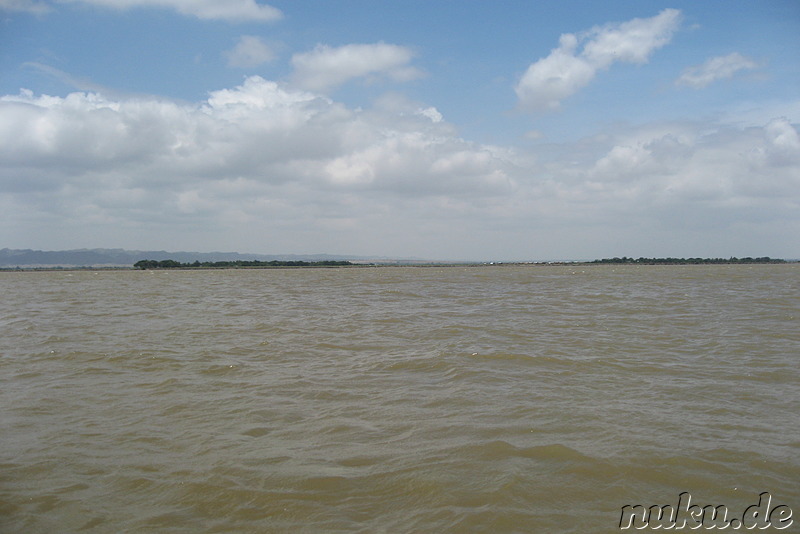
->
[134, 259, 353, 269]
[589, 256, 785, 265]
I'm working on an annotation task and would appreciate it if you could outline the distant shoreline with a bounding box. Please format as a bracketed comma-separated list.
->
[0, 257, 792, 272]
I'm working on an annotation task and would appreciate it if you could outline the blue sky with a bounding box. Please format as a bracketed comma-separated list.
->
[1, 0, 799, 260]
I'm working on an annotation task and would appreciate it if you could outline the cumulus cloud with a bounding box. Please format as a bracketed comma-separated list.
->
[676, 52, 759, 89]
[415, 107, 443, 123]
[224, 36, 276, 68]
[0, 77, 510, 204]
[1, 77, 798, 259]
[516, 9, 681, 111]
[56, 0, 282, 22]
[290, 43, 422, 92]
[575, 119, 800, 210]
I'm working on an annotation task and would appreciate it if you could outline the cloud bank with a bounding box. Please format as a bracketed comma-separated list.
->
[1, 77, 797, 258]
[516, 8, 681, 111]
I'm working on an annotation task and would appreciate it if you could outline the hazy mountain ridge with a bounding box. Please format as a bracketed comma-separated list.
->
[0, 248, 376, 267]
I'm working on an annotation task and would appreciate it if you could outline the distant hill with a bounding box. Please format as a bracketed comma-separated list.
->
[0, 248, 369, 267]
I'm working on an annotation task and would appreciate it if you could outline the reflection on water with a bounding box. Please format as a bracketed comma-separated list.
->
[1, 265, 798, 532]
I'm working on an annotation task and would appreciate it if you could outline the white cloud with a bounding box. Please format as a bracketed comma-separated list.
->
[581, 9, 682, 67]
[1, 79, 798, 259]
[224, 36, 276, 68]
[576, 120, 800, 209]
[676, 52, 759, 89]
[56, 0, 282, 22]
[516, 9, 681, 111]
[761, 117, 800, 166]
[415, 107, 443, 123]
[290, 43, 422, 92]
[0, 77, 509, 208]
[0, 0, 51, 13]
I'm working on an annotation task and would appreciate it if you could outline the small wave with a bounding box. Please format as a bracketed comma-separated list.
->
[241, 426, 271, 438]
[450, 439, 598, 464]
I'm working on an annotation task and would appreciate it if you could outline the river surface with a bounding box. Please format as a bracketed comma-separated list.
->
[1, 264, 798, 532]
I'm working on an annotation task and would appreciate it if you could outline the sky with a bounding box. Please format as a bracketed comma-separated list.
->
[1, 0, 799, 261]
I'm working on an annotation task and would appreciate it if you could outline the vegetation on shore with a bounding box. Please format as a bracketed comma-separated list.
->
[134, 259, 353, 269]
[2, 257, 790, 271]
[588, 256, 785, 265]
